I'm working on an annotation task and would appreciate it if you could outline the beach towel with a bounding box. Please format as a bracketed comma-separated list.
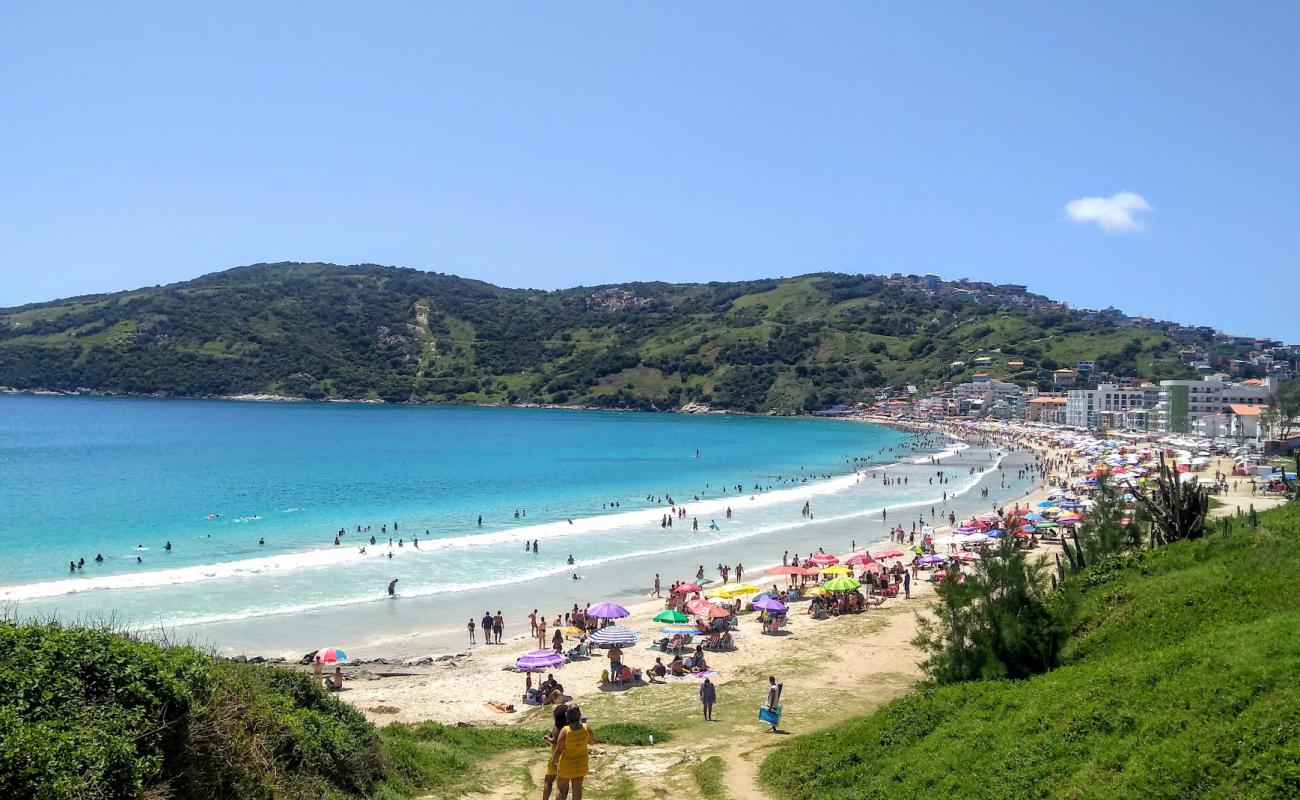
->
[668, 670, 719, 681]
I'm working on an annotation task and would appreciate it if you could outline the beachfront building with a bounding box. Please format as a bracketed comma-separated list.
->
[1065, 384, 1154, 430]
[953, 379, 1025, 419]
[1152, 377, 1275, 433]
[1026, 395, 1067, 424]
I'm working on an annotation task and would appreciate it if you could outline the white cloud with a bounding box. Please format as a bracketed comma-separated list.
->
[1064, 191, 1152, 233]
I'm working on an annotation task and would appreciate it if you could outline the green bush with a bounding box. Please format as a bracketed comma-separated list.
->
[0, 622, 384, 800]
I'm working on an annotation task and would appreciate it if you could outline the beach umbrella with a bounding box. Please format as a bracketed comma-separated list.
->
[315, 646, 348, 663]
[706, 605, 732, 619]
[587, 602, 630, 619]
[753, 597, 787, 613]
[563, 626, 584, 637]
[685, 597, 712, 614]
[659, 624, 699, 635]
[844, 554, 875, 566]
[653, 609, 689, 624]
[822, 576, 861, 592]
[874, 549, 905, 559]
[859, 562, 885, 574]
[820, 565, 853, 575]
[918, 555, 946, 565]
[765, 566, 805, 575]
[589, 625, 639, 647]
[804, 586, 827, 596]
[807, 553, 839, 566]
[673, 582, 702, 593]
[516, 649, 566, 671]
[957, 552, 981, 561]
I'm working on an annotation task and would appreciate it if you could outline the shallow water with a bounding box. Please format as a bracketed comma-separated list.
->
[0, 395, 1038, 656]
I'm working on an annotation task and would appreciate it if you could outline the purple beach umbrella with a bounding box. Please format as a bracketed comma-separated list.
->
[586, 602, 630, 619]
[516, 649, 566, 671]
[753, 597, 787, 613]
[919, 554, 946, 565]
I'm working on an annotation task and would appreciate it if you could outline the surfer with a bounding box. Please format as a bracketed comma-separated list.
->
[387, 578, 398, 596]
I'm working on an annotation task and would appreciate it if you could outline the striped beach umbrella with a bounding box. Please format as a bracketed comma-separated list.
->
[589, 625, 639, 648]
[315, 646, 347, 663]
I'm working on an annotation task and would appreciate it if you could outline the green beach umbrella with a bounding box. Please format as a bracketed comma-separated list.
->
[823, 576, 862, 592]
[652, 609, 689, 623]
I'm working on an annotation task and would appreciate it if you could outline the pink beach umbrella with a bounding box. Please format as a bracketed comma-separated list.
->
[315, 646, 347, 664]
[807, 552, 839, 567]
[844, 554, 875, 566]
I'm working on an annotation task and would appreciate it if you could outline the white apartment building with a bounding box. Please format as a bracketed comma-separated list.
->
[953, 380, 1025, 419]
[1152, 378, 1274, 433]
[1065, 384, 1156, 430]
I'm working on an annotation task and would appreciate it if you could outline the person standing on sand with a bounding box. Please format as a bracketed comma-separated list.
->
[493, 611, 504, 644]
[537, 616, 548, 649]
[467, 618, 476, 644]
[481, 612, 494, 645]
[700, 677, 717, 720]
[653, 574, 661, 597]
[530, 609, 539, 637]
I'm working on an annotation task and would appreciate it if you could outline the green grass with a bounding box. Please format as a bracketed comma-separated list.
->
[760, 502, 1300, 800]
[691, 755, 728, 799]
[371, 722, 545, 798]
[597, 721, 673, 746]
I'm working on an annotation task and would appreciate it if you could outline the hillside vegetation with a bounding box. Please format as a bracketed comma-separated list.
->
[0, 263, 1194, 412]
[0, 620, 670, 800]
[760, 501, 1300, 799]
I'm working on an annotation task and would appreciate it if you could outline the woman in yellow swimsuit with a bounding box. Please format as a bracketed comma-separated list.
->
[548, 705, 598, 799]
[541, 703, 568, 800]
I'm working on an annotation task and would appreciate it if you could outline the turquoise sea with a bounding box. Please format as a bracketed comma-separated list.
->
[0, 395, 1035, 656]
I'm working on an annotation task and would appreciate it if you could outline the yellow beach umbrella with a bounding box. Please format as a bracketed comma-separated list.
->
[820, 565, 852, 575]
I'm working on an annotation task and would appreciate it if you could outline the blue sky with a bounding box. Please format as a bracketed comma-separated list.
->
[1, 3, 1296, 339]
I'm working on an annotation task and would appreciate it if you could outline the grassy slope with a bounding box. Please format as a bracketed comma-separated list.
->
[760, 502, 1300, 800]
[0, 264, 1199, 412]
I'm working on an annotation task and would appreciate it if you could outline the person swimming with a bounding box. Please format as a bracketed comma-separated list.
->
[164, 541, 172, 551]
[259, 537, 265, 545]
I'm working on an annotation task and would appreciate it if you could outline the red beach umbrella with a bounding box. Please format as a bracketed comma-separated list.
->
[765, 566, 805, 575]
[844, 554, 875, 566]
[807, 553, 839, 566]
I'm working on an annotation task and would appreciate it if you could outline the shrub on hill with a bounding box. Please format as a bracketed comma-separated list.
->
[0, 622, 382, 800]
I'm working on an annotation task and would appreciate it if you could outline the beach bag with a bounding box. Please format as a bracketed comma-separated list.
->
[758, 705, 782, 725]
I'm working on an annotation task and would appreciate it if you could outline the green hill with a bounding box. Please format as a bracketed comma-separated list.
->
[0, 263, 1195, 412]
[759, 501, 1300, 799]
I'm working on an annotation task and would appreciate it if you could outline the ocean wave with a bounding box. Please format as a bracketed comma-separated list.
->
[2, 445, 997, 610]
